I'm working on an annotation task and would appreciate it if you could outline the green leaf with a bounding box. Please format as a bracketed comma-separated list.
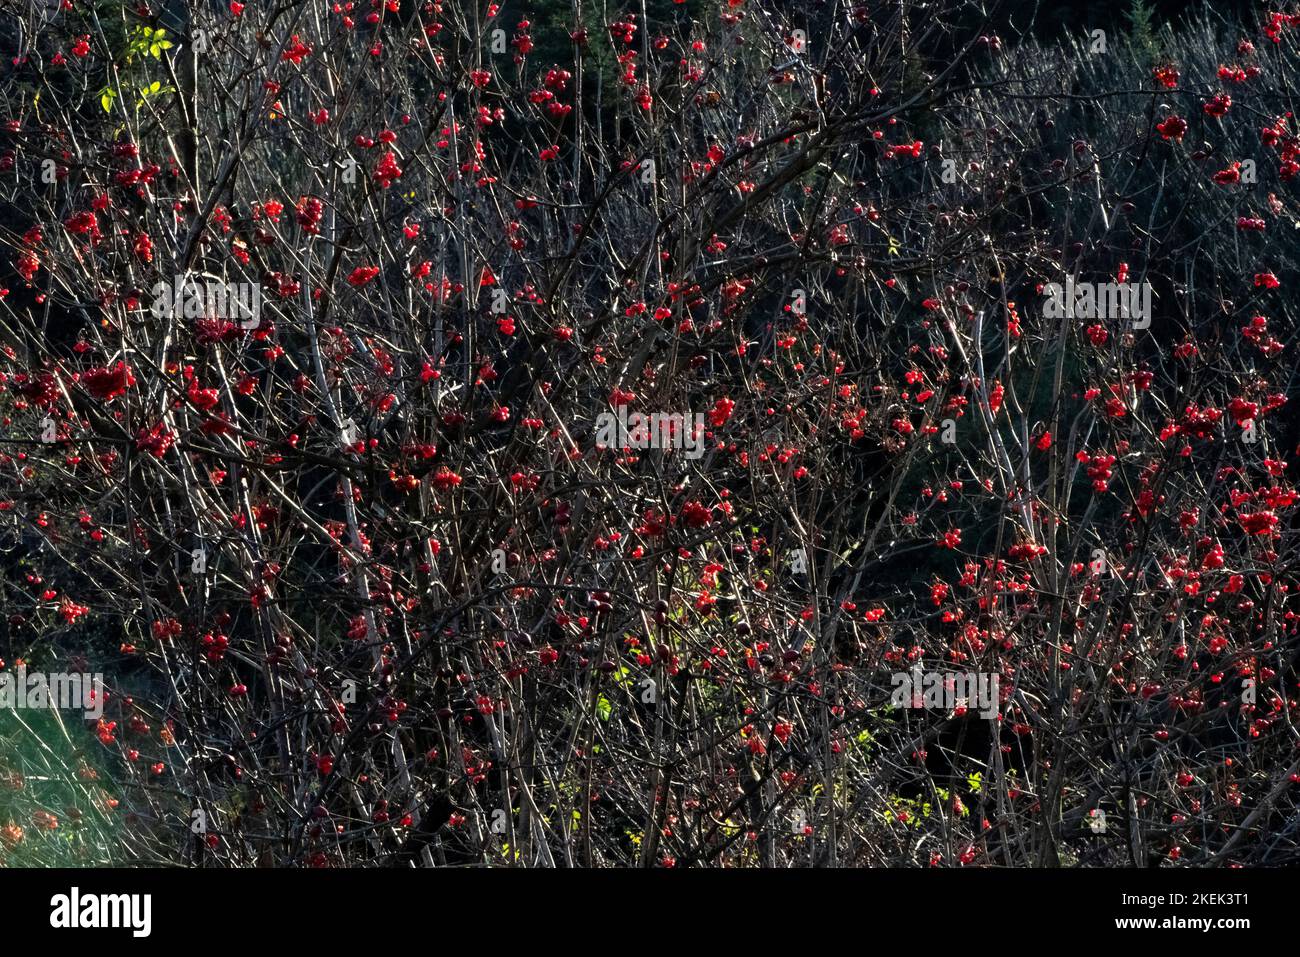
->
[100, 88, 117, 113]
[967, 771, 983, 793]
[595, 694, 612, 722]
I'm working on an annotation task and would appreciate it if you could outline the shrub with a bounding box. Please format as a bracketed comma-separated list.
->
[0, 0, 1298, 867]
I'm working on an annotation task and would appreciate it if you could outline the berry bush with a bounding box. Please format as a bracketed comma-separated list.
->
[1, 0, 1300, 866]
